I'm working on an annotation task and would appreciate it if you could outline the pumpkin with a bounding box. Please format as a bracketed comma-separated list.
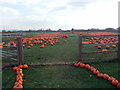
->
[79, 63, 85, 68]
[97, 46, 102, 49]
[14, 82, 19, 86]
[30, 44, 33, 47]
[103, 74, 109, 79]
[50, 42, 54, 46]
[108, 77, 115, 82]
[90, 67, 96, 72]
[13, 66, 18, 71]
[20, 73, 24, 77]
[16, 70, 23, 75]
[97, 73, 103, 78]
[44, 43, 47, 45]
[14, 84, 23, 88]
[85, 64, 91, 69]
[27, 46, 31, 49]
[33, 41, 37, 44]
[101, 49, 107, 52]
[40, 45, 45, 48]
[18, 65, 23, 68]
[18, 80, 23, 85]
[112, 80, 119, 85]
[74, 63, 79, 67]
[92, 70, 99, 75]
[112, 45, 117, 48]
[10, 42, 14, 45]
[23, 64, 28, 68]
[16, 77, 23, 82]
[106, 45, 110, 49]
[117, 83, 120, 89]
[2, 42, 5, 45]
[22, 45, 25, 48]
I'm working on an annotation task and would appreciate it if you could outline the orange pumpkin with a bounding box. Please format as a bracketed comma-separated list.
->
[103, 74, 109, 79]
[20, 73, 24, 77]
[112, 45, 117, 48]
[14, 82, 19, 86]
[27, 46, 31, 49]
[108, 77, 115, 82]
[90, 67, 96, 72]
[22, 45, 25, 48]
[40, 45, 45, 48]
[93, 70, 99, 75]
[18, 80, 23, 85]
[13, 84, 23, 88]
[74, 63, 79, 67]
[44, 43, 47, 45]
[23, 64, 28, 68]
[79, 63, 85, 68]
[30, 44, 34, 47]
[18, 65, 23, 68]
[112, 80, 119, 85]
[13, 66, 18, 71]
[97, 73, 103, 78]
[101, 49, 108, 52]
[106, 45, 110, 49]
[10, 42, 14, 45]
[117, 83, 120, 89]
[85, 64, 91, 69]
[97, 46, 102, 49]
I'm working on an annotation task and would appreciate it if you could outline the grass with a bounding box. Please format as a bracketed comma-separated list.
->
[2, 61, 120, 88]
[2, 32, 120, 88]
[24, 36, 79, 64]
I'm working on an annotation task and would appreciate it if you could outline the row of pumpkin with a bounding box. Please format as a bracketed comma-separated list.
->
[1, 33, 76, 49]
[83, 37, 118, 52]
[13, 64, 28, 88]
[75, 32, 120, 36]
[22, 33, 75, 48]
[12, 62, 120, 88]
[74, 62, 120, 89]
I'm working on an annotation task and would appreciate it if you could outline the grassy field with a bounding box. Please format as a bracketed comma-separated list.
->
[2, 32, 120, 88]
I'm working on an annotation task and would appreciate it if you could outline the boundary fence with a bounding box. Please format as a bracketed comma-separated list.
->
[2, 34, 24, 65]
[78, 34, 120, 62]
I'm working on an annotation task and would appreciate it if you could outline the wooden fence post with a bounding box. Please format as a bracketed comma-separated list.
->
[118, 28, 120, 61]
[17, 37, 24, 65]
[78, 36, 82, 61]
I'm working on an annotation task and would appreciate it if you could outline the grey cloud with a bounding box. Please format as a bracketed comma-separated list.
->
[68, 2, 89, 7]
[51, 6, 67, 12]
[67, 0, 106, 8]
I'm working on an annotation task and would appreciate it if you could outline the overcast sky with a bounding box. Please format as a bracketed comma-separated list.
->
[0, 0, 119, 30]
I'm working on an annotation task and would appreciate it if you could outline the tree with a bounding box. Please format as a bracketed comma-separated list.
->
[71, 28, 74, 33]
[2, 30, 6, 32]
[58, 29, 62, 32]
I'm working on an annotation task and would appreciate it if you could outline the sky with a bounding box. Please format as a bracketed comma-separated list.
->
[0, 0, 119, 30]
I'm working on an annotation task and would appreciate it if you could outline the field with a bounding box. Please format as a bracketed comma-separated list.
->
[2, 32, 120, 88]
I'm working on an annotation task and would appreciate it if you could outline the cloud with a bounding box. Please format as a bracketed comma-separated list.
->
[17, 0, 41, 7]
[0, 0, 17, 4]
[31, 7, 48, 15]
[68, 0, 118, 29]
[0, 0, 119, 30]
[0, 6, 19, 16]
[0, 0, 41, 7]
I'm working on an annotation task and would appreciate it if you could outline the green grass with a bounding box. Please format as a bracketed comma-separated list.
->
[24, 36, 79, 64]
[2, 32, 120, 88]
[2, 61, 120, 88]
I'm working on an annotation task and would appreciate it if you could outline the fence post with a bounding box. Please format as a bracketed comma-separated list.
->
[78, 36, 82, 61]
[17, 37, 24, 65]
[118, 28, 120, 61]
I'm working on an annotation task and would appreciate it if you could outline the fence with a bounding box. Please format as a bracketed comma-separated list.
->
[2, 34, 24, 65]
[78, 34, 120, 62]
